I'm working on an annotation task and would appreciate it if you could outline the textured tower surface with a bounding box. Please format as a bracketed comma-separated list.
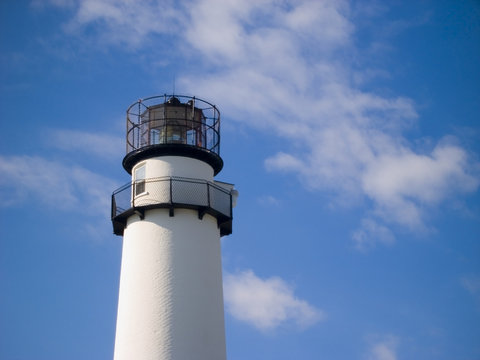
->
[113, 157, 227, 360]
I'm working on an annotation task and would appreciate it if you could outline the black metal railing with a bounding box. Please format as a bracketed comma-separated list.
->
[126, 95, 221, 156]
[111, 176, 233, 236]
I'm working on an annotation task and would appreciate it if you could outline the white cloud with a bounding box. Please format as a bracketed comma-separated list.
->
[61, 0, 184, 48]
[176, 0, 479, 238]
[0, 155, 118, 217]
[223, 269, 325, 331]
[283, 0, 352, 47]
[177, 0, 476, 235]
[47, 129, 123, 161]
[45, 0, 480, 240]
[265, 128, 478, 234]
[31, 0, 75, 9]
[265, 152, 304, 173]
[352, 218, 396, 252]
[257, 195, 281, 207]
[363, 144, 477, 203]
[461, 275, 480, 306]
[361, 142, 478, 230]
[462, 275, 480, 295]
[365, 335, 399, 360]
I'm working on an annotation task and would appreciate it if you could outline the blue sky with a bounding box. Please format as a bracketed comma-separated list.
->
[1, 1, 479, 359]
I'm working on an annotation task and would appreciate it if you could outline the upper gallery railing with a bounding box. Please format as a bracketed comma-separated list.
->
[111, 176, 233, 236]
[125, 95, 221, 157]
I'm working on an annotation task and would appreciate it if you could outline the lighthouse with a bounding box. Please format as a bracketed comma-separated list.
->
[111, 95, 236, 360]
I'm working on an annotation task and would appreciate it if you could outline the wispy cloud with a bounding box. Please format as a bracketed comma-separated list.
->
[257, 195, 281, 207]
[462, 275, 480, 294]
[365, 335, 399, 360]
[30, 0, 75, 9]
[0, 155, 117, 217]
[361, 142, 478, 229]
[461, 275, 480, 307]
[176, 0, 479, 239]
[60, 0, 184, 49]
[223, 269, 325, 332]
[47, 128, 123, 161]
[352, 218, 396, 252]
[43, 0, 480, 243]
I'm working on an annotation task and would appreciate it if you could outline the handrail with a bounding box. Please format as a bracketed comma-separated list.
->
[111, 176, 232, 221]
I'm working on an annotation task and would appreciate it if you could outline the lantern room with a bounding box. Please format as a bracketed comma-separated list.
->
[122, 95, 223, 175]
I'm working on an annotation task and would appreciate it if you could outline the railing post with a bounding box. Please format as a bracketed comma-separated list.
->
[132, 181, 135, 208]
[169, 177, 174, 217]
[111, 194, 116, 218]
[214, 105, 220, 155]
[207, 181, 211, 208]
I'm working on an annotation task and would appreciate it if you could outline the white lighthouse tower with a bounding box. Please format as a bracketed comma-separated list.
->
[111, 95, 236, 360]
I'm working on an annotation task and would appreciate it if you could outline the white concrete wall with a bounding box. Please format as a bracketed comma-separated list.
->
[114, 157, 226, 360]
[143, 156, 214, 181]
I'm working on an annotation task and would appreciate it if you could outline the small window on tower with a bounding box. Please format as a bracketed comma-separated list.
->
[134, 164, 146, 196]
[150, 128, 161, 145]
[186, 129, 196, 145]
